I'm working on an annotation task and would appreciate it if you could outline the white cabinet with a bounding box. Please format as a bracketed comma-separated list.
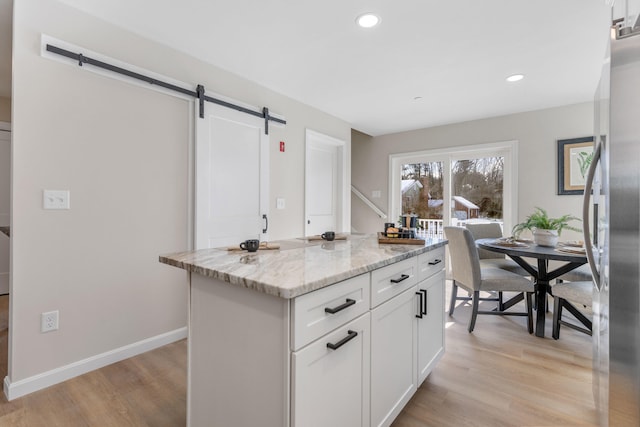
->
[291, 313, 370, 427]
[416, 248, 446, 385]
[417, 270, 445, 384]
[185, 244, 446, 427]
[370, 286, 418, 427]
[370, 247, 446, 427]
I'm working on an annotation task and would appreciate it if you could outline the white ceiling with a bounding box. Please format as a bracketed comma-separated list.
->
[6, 1, 613, 136]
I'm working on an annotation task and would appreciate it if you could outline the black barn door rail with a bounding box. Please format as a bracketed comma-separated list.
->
[45, 44, 286, 134]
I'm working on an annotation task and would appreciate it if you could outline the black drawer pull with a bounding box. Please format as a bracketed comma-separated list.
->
[390, 274, 410, 284]
[415, 291, 424, 318]
[428, 259, 442, 266]
[327, 330, 358, 350]
[421, 289, 428, 316]
[324, 298, 356, 314]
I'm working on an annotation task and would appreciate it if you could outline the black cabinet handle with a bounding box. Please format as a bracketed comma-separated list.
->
[324, 298, 356, 314]
[415, 291, 424, 318]
[420, 289, 428, 316]
[327, 330, 358, 350]
[390, 274, 410, 284]
[262, 214, 268, 233]
[428, 259, 442, 266]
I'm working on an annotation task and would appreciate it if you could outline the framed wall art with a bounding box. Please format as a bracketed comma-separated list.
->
[557, 136, 595, 195]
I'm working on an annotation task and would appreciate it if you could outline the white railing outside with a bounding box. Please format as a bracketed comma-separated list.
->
[417, 218, 445, 238]
[416, 218, 504, 238]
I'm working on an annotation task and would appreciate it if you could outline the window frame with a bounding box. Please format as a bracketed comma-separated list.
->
[389, 140, 518, 233]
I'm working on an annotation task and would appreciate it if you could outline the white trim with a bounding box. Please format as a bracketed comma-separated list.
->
[389, 140, 518, 232]
[3, 327, 187, 401]
[304, 129, 350, 234]
[187, 102, 195, 251]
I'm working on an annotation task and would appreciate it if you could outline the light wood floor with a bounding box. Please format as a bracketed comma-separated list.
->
[0, 286, 597, 427]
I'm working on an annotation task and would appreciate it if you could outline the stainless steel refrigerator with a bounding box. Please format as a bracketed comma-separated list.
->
[585, 11, 640, 427]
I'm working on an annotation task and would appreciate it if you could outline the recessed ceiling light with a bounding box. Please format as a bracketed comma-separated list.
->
[356, 13, 381, 28]
[506, 74, 524, 82]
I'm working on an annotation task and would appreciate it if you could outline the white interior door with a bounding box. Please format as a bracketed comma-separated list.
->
[0, 126, 9, 295]
[195, 103, 269, 249]
[305, 130, 346, 236]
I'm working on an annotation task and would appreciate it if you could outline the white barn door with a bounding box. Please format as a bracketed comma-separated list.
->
[195, 103, 269, 249]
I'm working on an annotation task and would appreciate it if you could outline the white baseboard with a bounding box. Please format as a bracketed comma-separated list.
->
[3, 326, 187, 400]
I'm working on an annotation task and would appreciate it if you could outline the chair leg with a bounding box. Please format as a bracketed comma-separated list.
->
[498, 291, 504, 311]
[449, 281, 458, 316]
[468, 291, 480, 333]
[526, 292, 533, 334]
[552, 296, 563, 340]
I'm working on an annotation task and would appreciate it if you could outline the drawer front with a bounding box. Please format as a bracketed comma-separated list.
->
[292, 273, 370, 351]
[370, 257, 418, 308]
[417, 247, 445, 282]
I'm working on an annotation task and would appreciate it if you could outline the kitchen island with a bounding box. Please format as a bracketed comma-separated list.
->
[160, 233, 447, 427]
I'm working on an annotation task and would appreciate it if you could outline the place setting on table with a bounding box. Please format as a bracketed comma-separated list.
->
[554, 240, 587, 255]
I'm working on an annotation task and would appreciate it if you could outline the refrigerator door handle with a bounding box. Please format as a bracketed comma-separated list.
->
[582, 140, 602, 290]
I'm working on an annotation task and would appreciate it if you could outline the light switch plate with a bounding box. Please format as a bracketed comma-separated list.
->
[43, 190, 70, 210]
[372, 190, 381, 199]
[276, 198, 285, 209]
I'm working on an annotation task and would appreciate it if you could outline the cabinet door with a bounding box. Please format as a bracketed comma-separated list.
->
[291, 313, 370, 427]
[370, 286, 418, 427]
[417, 270, 445, 385]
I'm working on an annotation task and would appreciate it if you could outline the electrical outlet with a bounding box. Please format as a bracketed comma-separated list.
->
[276, 198, 285, 209]
[41, 310, 59, 333]
[43, 190, 70, 210]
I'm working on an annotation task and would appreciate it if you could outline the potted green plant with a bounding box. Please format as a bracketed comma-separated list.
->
[512, 207, 581, 247]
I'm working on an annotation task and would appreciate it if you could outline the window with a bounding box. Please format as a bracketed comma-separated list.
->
[390, 141, 517, 237]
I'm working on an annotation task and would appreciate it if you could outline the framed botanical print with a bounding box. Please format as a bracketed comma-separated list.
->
[557, 136, 595, 195]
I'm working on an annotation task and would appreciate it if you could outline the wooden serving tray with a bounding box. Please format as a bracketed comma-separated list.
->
[377, 232, 425, 245]
[227, 242, 281, 252]
[306, 234, 348, 241]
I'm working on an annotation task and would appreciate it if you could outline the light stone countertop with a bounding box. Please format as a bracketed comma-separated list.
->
[159, 233, 447, 299]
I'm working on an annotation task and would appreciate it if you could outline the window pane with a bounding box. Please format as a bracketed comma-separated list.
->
[401, 162, 444, 235]
[451, 157, 504, 224]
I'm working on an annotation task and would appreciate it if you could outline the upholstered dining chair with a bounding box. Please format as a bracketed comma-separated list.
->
[444, 226, 534, 333]
[552, 281, 593, 339]
[558, 264, 592, 282]
[465, 223, 529, 276]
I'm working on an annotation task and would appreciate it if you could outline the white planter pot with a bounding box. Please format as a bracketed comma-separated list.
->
[533, 229, 559, 247]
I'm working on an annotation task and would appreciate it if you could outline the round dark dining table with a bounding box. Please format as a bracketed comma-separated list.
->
[475, 238, 588, 338]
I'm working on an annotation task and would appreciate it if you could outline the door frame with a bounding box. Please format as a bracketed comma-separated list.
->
[304, 129, 350, 235]
[0, 122, 9, 296]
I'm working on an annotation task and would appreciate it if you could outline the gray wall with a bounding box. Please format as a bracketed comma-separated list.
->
[352, 102, 593, 239]
[11, 0, 351, 388]
[0, 96, 9, 122]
